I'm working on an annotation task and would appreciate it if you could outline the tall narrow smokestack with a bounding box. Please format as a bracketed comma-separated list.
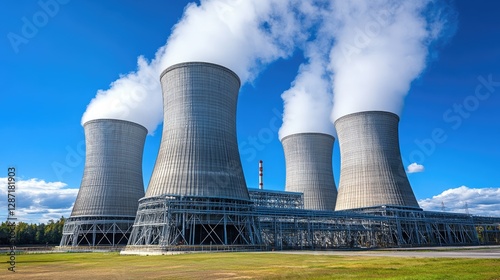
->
[259, 160, 263, 190]
[145, 62, 249, 200]
[281, 133, 337, 211]
[334, 111, 420, 210]
[61, 119, 147, 246]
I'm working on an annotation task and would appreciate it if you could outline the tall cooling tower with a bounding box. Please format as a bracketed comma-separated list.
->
[145, 62, 248, 199]
[281, 133, 337, 210]
[334, 111, 420, 210]
[127, 62, 256, 249]
[60, 119, 147, 246]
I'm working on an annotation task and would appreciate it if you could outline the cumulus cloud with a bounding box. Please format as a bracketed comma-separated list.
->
[407, 162, 425, 173]
[82, 0, 305, 134]
[418, 186, 500, 217]
[0, 177, 78, 224]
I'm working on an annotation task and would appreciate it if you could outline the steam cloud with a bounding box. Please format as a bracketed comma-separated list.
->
[328, 0, 454, 121]
[279, 0, 454, 138]
[278, 2, 336, 139]
[81, 0, 305, 133]
[279, 54, 334, 139]
[82, 0, 455, 136]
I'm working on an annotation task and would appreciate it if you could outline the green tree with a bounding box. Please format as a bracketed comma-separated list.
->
[0, 222, 12, 244]
[0, 217, 66, 245]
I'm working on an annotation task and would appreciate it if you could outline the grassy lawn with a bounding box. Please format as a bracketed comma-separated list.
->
[1, 252, 499, 279]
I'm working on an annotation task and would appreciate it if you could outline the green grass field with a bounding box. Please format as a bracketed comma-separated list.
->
[2, 252, 499, 279]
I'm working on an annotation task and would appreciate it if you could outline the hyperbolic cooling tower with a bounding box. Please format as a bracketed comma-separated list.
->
[125, 62, 256, 249]
[334, 111, 420, 210]
[145, 62, 249, 200]
[60, 119, 147, 246]
[281, 133, 337, 210]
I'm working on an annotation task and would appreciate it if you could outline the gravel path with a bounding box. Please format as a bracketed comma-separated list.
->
[268, 246, 500, 259]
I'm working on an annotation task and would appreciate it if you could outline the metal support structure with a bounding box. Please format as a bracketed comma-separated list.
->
[248, 188, 303, 209]
[60, 216, 135, 247]
[122, 189, 500, 253]
[251, 190, 499, 249]
[124, 195, 261, 253]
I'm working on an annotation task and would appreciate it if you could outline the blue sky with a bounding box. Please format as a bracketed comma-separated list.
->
[1, 0, 499, 223]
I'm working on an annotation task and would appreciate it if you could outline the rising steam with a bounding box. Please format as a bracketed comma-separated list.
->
[328, 0, 455, 122]
[82, 0, 305, 133]
[82, 0, 455, 136]
[279, 58, 334, 139]
[279, 0, 455, 139]
[278, 2, 336, 139]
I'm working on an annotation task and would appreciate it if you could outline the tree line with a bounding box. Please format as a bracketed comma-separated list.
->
[0, 217, 65, 245]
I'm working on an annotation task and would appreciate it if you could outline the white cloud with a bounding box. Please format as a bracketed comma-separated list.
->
[0, 177, 78, 224]
[407, 162, 425, 173]
[418, 186, 500, 217]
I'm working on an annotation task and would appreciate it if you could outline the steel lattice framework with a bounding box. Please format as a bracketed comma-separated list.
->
[122, 189, 500, 254]
[60, 216, 135, 247]
[125, 195, 261, 253]
[248, 188, 303, 209]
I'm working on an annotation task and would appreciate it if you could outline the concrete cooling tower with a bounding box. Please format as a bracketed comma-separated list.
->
[60, 119, 147, 247]
[334, 111, 420, 210]
[145, 62, 248, 199]
[281, 133, 337, 210]
[126, 62, 257, 249]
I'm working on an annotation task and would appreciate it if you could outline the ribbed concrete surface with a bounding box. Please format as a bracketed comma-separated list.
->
[282, 133, 337, 210]
[71, 119, 147, 217]
[334, 111, 419, 210]
[145, 62, 249, 200]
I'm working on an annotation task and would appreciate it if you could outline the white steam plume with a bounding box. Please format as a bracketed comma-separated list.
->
[279, 48, 334, 139]
[81, 56, 163, 133]
[82, 0, 304, 134]
[328, 0, 454, 121]
[279, 0, 455, 138]
[278, 2, 336, 139]
[82, 0, 455, 136]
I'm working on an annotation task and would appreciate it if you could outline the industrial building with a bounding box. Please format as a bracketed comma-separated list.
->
[62, 62, 500, 252]
[60, 119, 147, 246]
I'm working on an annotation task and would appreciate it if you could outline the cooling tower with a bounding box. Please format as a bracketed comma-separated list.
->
[334, 111, 420, 210]
[60, 119, 147, 246]
[281, 133, 337, 210]
[145, 62, 249, 200]
[126, 62, 256, 250]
